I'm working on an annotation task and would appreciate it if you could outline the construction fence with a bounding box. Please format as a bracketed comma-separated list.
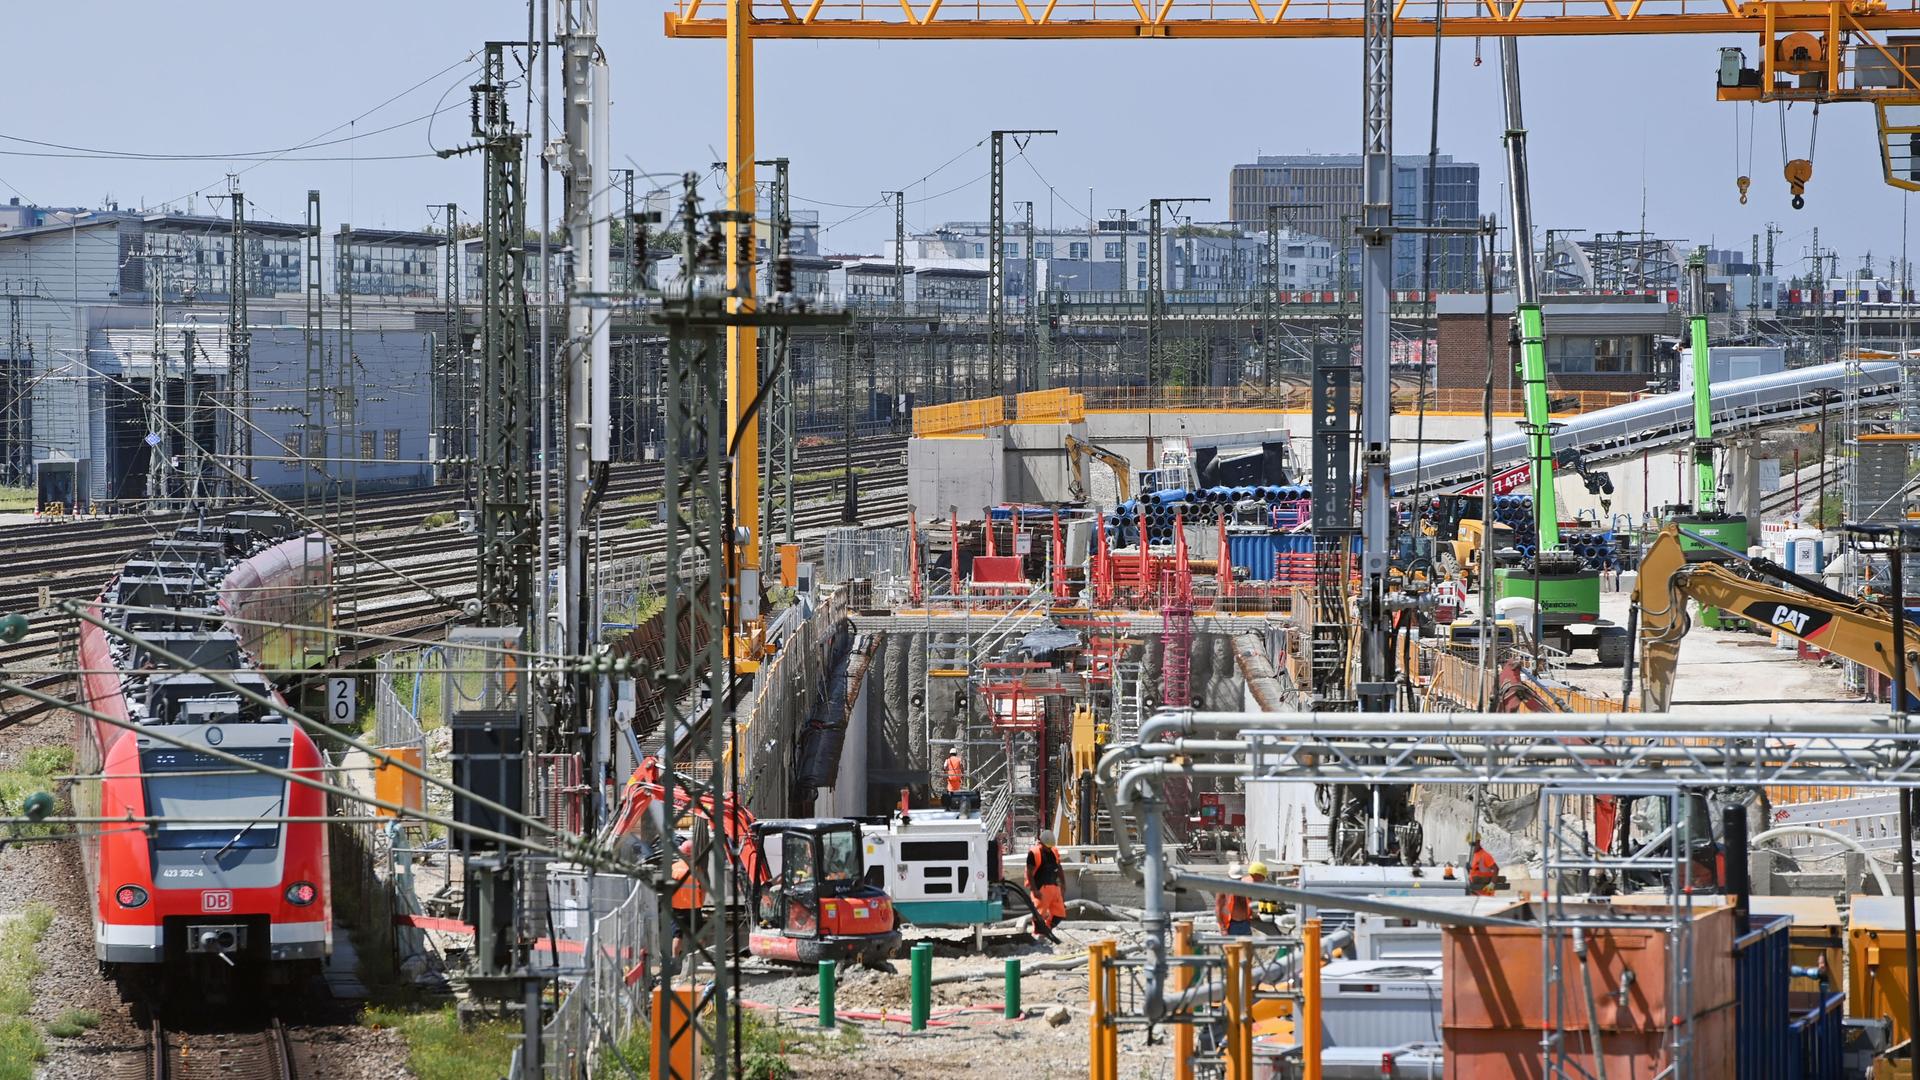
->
[513, 874, 655, 1080]
[738, 589, 851, 811]
[820, 526, 913, 600]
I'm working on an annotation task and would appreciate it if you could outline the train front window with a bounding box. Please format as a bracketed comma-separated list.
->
[142, 746, 289, 850]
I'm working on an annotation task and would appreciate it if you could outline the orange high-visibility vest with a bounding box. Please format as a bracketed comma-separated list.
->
[1468, 846, 1499, 895]
[945, 755, 965, 792]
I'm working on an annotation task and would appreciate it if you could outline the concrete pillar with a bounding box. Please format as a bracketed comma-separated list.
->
[1725, 440, 1762, 537]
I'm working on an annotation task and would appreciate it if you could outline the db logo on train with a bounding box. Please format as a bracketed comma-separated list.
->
[202, 891, 233, 913]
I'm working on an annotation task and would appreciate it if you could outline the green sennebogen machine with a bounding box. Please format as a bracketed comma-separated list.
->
[1489, 38, 1628, 666]
[1668, 246, 1751, 627]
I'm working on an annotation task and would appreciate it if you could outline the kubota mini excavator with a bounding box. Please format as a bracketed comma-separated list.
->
[606, 758, 901, 967]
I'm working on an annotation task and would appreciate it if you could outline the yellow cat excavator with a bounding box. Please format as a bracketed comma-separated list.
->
[1632, 524, 1920, 711]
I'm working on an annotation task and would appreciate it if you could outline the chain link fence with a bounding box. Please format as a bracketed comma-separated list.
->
[510, 872, 656, 1080]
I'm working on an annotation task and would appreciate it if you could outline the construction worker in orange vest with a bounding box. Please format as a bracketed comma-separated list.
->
[944, 746, 966, 793]
[1466, 832, 1500, 896]
[1215, 861, 1265, 936]
[1026, 829, 1066, 942]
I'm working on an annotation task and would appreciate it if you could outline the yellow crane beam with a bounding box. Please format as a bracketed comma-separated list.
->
[667, 0, 1920, 38]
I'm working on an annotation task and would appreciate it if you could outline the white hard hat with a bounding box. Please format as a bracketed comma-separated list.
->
[1038, 829, 1056, 846]
[1228, 861, 1244, 879]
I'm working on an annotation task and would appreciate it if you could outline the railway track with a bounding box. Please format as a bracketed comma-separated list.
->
[147, 1017, 298, 1080]
[0, 440, 910, 709]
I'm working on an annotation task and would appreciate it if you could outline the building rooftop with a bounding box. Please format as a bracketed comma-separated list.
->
[1238, 153, 1466, 168]
[339, 227, 443, 246]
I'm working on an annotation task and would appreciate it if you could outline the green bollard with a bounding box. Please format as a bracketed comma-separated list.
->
[1004, 957, 1022, 1018]
[910, 943, 932, 1031]
[818, 959, 837, 1028]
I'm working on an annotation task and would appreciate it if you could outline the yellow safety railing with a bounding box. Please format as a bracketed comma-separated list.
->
[1013, 387, 1086, 424]
[910, 385, 1641, 434]
[911, 395, 1007, 436]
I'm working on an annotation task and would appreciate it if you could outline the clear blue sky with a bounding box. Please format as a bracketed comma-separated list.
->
[0, 0, 1896, 278]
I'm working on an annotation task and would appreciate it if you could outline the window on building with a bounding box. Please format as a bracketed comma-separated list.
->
[973, 243, 985, 257]
[1137, 261, 1147, 277]
[361, 432, 377, 460]
[1007, 242, 1019, 259]
[307, 432, 326, 456]
[1103, 242, 1124, 260]
[1136, 242, 1147, 257]
[1549, 334, 1649, 374]
[1069, 242, 1089, 260]
[1036, 241, 1053, 259]
[384, 430, 401, 461]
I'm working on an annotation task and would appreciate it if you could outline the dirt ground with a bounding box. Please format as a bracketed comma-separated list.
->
[735, 921, 1177, 1080]
[1560, 589, 1877, 717]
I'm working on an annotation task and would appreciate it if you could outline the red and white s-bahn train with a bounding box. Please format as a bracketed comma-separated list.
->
[76, 512, 334, 984]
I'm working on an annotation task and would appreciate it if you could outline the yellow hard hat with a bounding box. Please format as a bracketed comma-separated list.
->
[1246, 860, 1268, 878]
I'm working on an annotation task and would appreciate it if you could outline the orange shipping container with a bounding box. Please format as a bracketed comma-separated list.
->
[1443, 901, 1736, 1079]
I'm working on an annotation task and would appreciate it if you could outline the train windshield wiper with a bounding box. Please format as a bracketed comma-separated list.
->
[210, 798, 282, 861]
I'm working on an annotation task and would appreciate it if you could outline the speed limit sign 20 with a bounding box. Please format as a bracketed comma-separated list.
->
[327, 677, 357, 726]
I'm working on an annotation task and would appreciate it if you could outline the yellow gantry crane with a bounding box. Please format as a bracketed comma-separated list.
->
[671, 0, 1920, 666]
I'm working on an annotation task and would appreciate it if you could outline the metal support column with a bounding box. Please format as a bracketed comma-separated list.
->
[1023, 200, 1037, 390]
[1357, 0, 1395, 713]
[727, 0, 760, 584]
[225, 189, 252, 496]
[988, 129, 1053, 395]
[892, 190, 906, 315]
[443, 45, 533, 628]
[303, 190, 324, 511]
[759, 157, 795, 569]
[1148, 196, 1206, 388]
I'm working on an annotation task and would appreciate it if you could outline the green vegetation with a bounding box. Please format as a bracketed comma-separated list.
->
[0, 488, 33, 513]
[361, 1005, 516, 1080]
[0, 746, 73, 816]
[420, 511, 457, 529]
[43, 1010, 99, 1040]
[792, 465, 871, 484]
[0, 903, 55, 1079]
[615, 491, 663, 507]
[602, 594, 665, 631]
[1813, 491, 1845, 528]
[623, 515, 655, 531]
[387, 654, 446, 729]
[593, 1026, 649, 1080]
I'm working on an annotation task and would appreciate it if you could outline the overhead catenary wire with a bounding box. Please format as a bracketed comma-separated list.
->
[65, 601, 574, 844]
[0, 672, 638, 870]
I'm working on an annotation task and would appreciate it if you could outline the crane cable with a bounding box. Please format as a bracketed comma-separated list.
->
[1736, 102, 1755, 204]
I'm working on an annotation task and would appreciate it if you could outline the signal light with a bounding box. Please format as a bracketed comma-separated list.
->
[285, 881, 317, 906]
[116, 885, 148, 908]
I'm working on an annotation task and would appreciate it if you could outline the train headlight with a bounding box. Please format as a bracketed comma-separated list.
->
[115, 885, 148, 908]
[284, 881, 318, 906]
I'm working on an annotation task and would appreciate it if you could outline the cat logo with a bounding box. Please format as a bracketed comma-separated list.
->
[1771, 605, 1811, 636]
[1743, 601, 1832, 639]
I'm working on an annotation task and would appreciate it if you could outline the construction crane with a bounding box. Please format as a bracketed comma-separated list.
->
[1631, 524, 1920, 711]
[1490, 22, 1632, 667]
[1065, 434, 1134, 504]
[673, 0, 1920, 689]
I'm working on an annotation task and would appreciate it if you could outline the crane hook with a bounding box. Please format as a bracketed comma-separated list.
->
[1786, 157, 1812, 209]
[1737, 175, 1751, 204]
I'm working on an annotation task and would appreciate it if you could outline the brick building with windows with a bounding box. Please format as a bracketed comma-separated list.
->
[1433, 293, 1680, 393]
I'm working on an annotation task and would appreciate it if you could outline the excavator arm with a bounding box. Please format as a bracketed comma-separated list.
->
[1633, 525, 1920, 711]
[1065, 435, 1132, 504]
